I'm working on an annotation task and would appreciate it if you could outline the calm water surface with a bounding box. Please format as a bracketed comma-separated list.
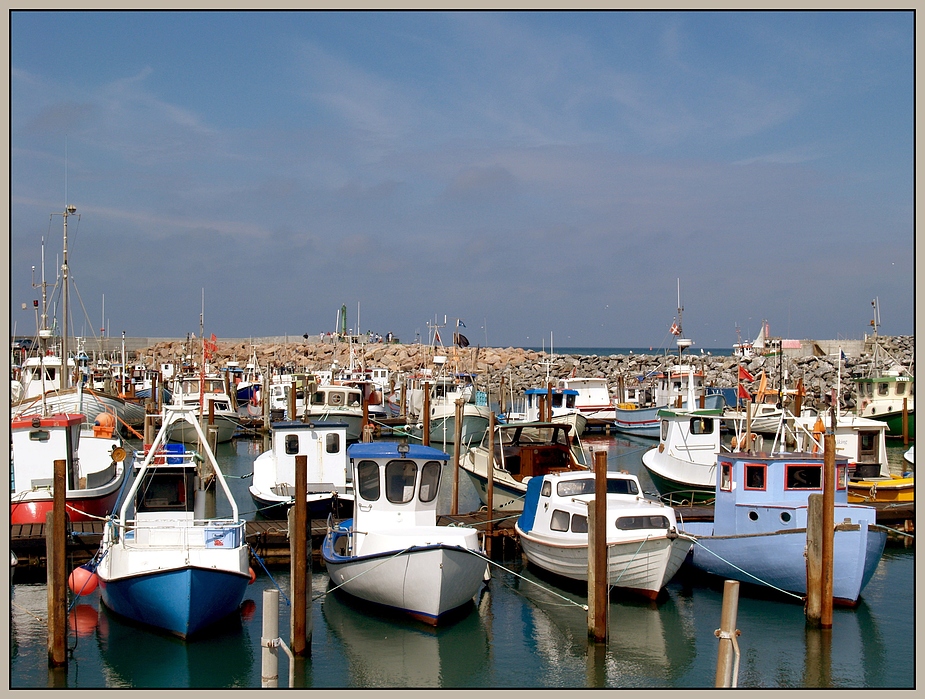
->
[9, 433, 916, 688]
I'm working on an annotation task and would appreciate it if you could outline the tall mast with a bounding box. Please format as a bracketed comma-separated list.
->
[60, 203, 76, 389]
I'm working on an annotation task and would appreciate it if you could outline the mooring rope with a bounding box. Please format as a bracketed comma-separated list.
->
[679, 533, 805, 601]
[312, 544, 417, 601]
[466, 549, 588, 611]
[249, 545, 290, 606]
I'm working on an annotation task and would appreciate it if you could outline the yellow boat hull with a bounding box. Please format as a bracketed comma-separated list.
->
[847, 475, 915, 504]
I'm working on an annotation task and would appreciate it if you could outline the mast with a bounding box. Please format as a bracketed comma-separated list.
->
[60, 203, 76, 391]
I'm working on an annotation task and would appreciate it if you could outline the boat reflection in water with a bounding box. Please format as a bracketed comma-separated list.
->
[512, 567, 696, 686]
[95, 599, 256, 688]
[321, 584, 491, 687]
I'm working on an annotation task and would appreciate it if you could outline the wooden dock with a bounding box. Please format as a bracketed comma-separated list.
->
[11, 500, 911, 572]
[10, 509, 522, 572]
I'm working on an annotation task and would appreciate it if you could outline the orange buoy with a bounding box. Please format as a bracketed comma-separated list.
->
[68, 604, 99, 637]
[68, 564, 99, 595]
[248, 567, 257, 584]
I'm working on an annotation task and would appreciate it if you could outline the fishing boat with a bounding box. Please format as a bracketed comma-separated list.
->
[515, 470, 692, 600]
[852, 299, 915, 439]
[505, 387, 588, 435]
[321, 442, 489, 625]
[680, 449, 887, 606]
[789, 413, 913, 504]
[169, 372, 239, 443]
[10, 411, 134, 525]
[555, 376, 616, 425]
[641, 407, 728, 504]
[248, 420, 353, 519]
[459, 421, 589, 511]
[612, 282, 723, 438]
[96, 405, 252, 638]
[407, 372, 491, 446]
[303, 384, 366, 441]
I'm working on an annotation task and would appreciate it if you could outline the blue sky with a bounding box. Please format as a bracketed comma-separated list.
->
[9, 11, 915, 349]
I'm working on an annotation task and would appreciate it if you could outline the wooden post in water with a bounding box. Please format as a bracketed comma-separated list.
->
[902, 397, 909, 445]
[291, 455, 310, 656]
[805, 493, 824, 625]
[486, 411, 495, 558]
[46, 459, 67, 667]
[422, 388, 431, 447]
[587, 450, 608, 643]
[714, 579, 741, 687]
[287, 385, 296, 422]
[452, 398, 463, 515]
[821, 432, 835, 628]
[261, 587, 280, 687]
[546, 383, 553, 421]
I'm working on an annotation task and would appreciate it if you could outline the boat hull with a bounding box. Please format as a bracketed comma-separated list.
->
[641, 450, 716, 504]
[847, 475, 915, 504]
[11, 488, 124, 525]
[12, 389, 146, 429]
[517, 531, 691, 599]
[99, 565, 250, 637]
[684, 520, 886, 606]
[169, 415, 238, 444]
[613, 395, 724, 439]
[322, 528, 486, 624]
[248, 486, 353, 519]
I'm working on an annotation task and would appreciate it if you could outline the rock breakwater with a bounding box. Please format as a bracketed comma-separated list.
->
[136, 335, 914, 414]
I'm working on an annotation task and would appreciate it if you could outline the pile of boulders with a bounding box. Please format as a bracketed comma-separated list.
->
[133, 335, 913, 413]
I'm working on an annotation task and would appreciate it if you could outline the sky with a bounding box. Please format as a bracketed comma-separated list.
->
[8, 10, 916, 350]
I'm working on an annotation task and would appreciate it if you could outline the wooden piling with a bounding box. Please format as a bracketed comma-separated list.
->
[805, 493, 823, 625]
[46, 459, 66, 667]
[287, 385, 296, 422]
[587, 450, 608, 643]
[291, 455, 310, 656]
[902, 398, 909, 445]
[714, 579, 741, 687]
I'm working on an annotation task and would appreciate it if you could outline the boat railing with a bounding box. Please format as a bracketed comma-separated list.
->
[119, 515, 245, 549]
[652, 489, 715, 507]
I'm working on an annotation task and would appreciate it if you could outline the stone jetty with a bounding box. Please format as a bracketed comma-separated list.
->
[134, 335, 914, 414]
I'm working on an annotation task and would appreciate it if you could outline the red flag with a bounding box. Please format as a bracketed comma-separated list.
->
[669, 322, 680, 336]
[738, 366, 755, 382]
[204, 333, 218, 359]
[737, 385, 751, 400]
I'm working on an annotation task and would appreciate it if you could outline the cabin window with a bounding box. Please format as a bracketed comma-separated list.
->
[325, 433, 340, 454]
[356, 461, 380, 501]
[550, 509, 570, 531]
[896, 381, 906, 396]
[29, 430, 50, 442]
[329, 392, 345, 406]
[744, 464, 766, 490]
[565, 395, 576, 409]
[780, 511, 792, 524]
[558, 479, 594, 496]
[571, 514, 588, 533]
[864, 383, 873, 397]
[661, 420, 669, 441]
[44, 367, 57, 381]
[690, 417, 714, 435]
[877, 382, 889, 397]
[385, 460, 418, 504]
[285, 435, 299, 454]
[419, 461, 441, 502]
[552, 394, 564, 409]
[607, 478, 638, 495]
[541, 481, 552, 497]
[720, 462, 733, 491]
[747, 511, 759, 521]
[836, 465, 847, 490]
[615, 515, 670, 530]
[785, 464, 822, 489]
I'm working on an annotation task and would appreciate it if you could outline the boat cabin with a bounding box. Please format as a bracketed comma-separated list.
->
[348, 442, 450, 531]
[712, 451, 854, 537]
[522, 388, 579, 422]
[11, 414, 84, 492]
[486, 423, 583, 482]
[266, 420, 351, 498]
[854, 369, 914, 418]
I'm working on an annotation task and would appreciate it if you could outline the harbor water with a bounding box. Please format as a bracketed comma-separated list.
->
[9, 433, 915, 688]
